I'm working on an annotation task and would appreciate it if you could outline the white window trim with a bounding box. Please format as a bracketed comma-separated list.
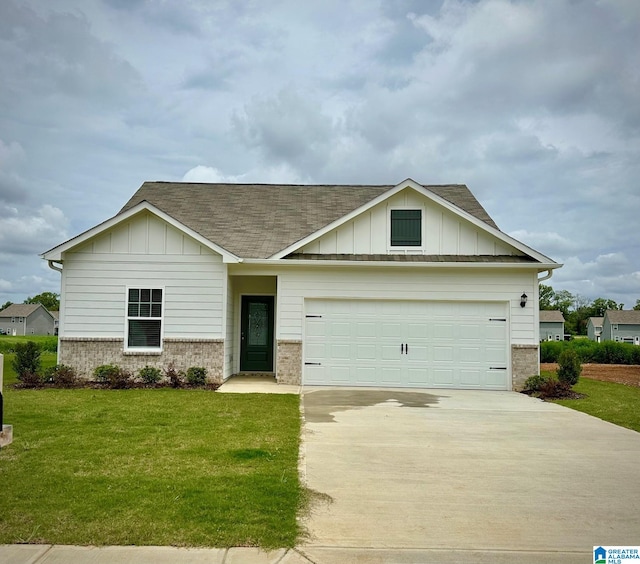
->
[124, 286, 165, 353]
[387, 206, 425, 253]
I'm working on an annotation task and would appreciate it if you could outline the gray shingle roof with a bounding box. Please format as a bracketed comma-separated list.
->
[0, 304, 42, 318]
[588, 317, 604, 326]
[119, 182, 499, 259]
[605, 310, 640, 324]
[539, 310, 565, 322]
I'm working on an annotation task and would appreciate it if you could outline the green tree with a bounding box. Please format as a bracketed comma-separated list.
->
[24, 292, 60, 311]
[539, 284, 555, 310]
[634, 299, 640, 311]
[0, 300, 13, 311]
[590, 297, 621, 317]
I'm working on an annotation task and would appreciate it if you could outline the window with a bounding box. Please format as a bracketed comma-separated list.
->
[127, 288, 163, 348]
[11, 317, 15, 323]
[390, 209, 422, 246]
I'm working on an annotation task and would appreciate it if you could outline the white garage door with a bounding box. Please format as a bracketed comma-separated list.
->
[304, 300, 509, 390]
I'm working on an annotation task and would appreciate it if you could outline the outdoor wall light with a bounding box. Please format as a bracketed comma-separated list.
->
[520, 292, 528, 308]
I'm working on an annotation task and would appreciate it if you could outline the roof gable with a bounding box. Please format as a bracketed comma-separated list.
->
[42, 202, 240, 263]
[605, 310, 640, 324]
[273, 180, 555, 264]
[539, 310, 565, 323]
[0, 303, 48, 318]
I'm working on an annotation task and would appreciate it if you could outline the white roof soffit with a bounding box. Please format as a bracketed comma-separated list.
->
[270, 178, 557, 265]
[40, 201, 241, 263]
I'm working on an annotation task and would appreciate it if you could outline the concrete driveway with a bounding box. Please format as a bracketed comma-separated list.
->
[300, 388, 640, 563]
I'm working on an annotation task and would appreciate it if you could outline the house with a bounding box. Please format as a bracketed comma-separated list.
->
[601, 310, 640, 344]
[50, 311, 60, 335]
[539, 310, 565, 341]
[41, 179, 561, 390]
[0, 303, 56, 336]
[587, 316, 604, 342]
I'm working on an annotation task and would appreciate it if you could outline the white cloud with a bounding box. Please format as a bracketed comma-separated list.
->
[0, 205, 69, 256]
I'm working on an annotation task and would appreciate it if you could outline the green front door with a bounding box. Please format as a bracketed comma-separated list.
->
[240, 296, 274, 372]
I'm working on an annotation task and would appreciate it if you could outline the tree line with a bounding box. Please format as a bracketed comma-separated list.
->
[540, 284, 640, 335]
[0, 292, 60, 313]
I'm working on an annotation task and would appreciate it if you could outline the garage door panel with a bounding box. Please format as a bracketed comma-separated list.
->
[356, 344, 377, 361]
[354, 366, 378, 385]
[380, 366, 402, 384]
[304, 300, 509, 390]
[331, 343, 351, 360]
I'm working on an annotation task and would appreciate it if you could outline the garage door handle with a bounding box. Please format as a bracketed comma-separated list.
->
[305, 362, 322, 366]
[490, 367, 507, 370]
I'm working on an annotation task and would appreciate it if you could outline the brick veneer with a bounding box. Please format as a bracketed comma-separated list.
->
[511, 344, 539, 391]
[59, 337, 225, 383]
[276, 340, 302, 385]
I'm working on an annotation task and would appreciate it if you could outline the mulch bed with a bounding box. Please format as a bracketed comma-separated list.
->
[541, 363, 640, 388]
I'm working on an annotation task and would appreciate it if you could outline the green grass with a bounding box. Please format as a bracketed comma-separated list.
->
[552, 377, 640, 433]
[0, 389, 302, 548]
[0, 335, 58, 354]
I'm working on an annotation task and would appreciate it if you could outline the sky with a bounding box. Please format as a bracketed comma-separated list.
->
[1, 0, 639, 309]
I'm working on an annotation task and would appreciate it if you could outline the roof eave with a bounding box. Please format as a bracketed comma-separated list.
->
[242, 258, 561, 269]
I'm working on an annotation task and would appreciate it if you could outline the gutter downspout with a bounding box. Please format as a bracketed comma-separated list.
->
[538, 269, 553, 282]
[47, 260, 63, 273]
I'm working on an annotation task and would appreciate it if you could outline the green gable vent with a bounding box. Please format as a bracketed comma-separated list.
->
[391, 209, 422, 246]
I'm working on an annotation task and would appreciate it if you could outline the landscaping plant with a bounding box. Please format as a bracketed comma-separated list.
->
[557, 348, 582, 386]
[45, 364, 79, 388]
[11, 341, 42, 385]
[186, 366, 207, 386]
[138, 365, 162, 386]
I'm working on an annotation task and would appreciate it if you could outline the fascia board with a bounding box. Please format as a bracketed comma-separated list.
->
[41, 201, 241, 263]
[241, 258, 563, 270]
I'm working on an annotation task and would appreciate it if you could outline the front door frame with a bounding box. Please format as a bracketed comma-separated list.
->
[240, 295, 275, 372]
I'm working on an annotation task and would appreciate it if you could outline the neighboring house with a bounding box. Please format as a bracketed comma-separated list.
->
[587, 317, 604, 342]
[50, 311, 60, 335]
[539, 310, 565, 341]
[601, 310, 640, 344]
[42, 179, 561, 390]
[0, 304, 56, 336]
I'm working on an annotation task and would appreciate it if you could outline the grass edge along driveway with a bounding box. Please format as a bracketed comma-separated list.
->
[0, 388, 302, 548]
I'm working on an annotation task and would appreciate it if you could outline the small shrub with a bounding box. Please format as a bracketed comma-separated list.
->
[164, 363, 185, 388]
[93, 364, 133, 389]
[557, 348, 581, 386]
[523, 373, 554, 393]
[538, 379, 573, 399]
[138, 365, 162, 386]
[46, 364, 79, 388]
[11, 341, 42, 381]
[16, 370, 43, 388]
[186, 366, 207, 386]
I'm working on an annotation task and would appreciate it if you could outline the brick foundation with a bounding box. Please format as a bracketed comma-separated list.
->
[59, 338, 225, 383]
[511, 344, 539, 391]
[276, 340, 302, 385]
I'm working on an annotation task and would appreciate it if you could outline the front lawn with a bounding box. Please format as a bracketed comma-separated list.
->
[0, 388, 302, 548]
[552, 378, 640, 433]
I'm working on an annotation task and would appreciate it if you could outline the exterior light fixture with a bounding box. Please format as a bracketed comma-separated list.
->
[520, 292, 528, 308]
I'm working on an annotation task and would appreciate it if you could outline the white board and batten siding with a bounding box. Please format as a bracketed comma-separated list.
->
[300, 189, 517, 256]
[61, 212, 226, 340]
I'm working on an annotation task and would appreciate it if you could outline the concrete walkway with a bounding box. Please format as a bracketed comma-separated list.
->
[0, 545, 312, 563]
[217, 374, 300, 394]
[300, 388, 640, 563]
